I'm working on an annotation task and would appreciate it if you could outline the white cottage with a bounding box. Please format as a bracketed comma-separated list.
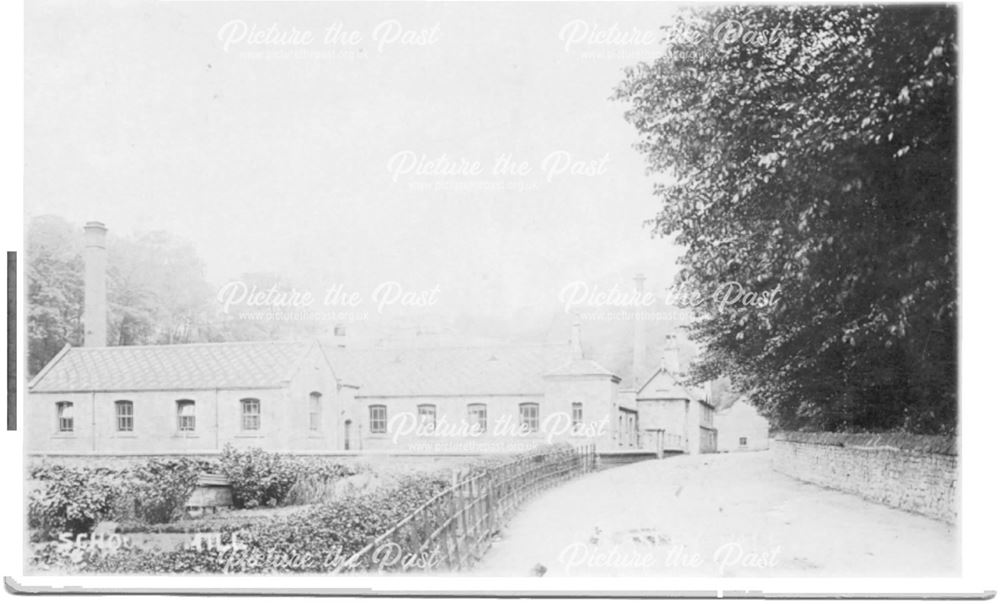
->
[714, 396, 770, 452]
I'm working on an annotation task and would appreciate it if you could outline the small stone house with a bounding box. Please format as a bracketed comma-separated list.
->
[715, 396, 770, 452]
[630, 334, 716, 455]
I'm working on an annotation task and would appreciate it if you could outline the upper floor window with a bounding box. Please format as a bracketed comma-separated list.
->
[115, 400, 133, 432]
[177, 399, 196, 432]
[467, 403, 487, 434]
[56, 401, 73, 432]
[309, 392, 322, 432]
[417, 404, 436, 431]
[519, 402, 539, 433]
[241, 398, 261, 431]
[369, 405, 387, 434]
[571, 402, 583, 427]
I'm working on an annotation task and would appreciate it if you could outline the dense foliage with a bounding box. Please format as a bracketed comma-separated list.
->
[28, 466, 122, 537]
[218, 445, 298, 509]
[615, 6, 957, 433]
[29, 445, 578, 574]
[28, 459, 211, 538]
[217, 445, 362, 509]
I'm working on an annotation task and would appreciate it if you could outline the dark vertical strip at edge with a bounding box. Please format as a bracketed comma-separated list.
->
[7, 251, 15, 430]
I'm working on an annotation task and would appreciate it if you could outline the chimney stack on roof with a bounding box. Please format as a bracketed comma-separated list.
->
[83, 221, 108, 347]
[570, 314, 584, 360]
[661, 333, 681, 376]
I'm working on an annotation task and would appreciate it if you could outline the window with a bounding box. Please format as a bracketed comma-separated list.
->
[467, 403, 487, 434]
[241, 398, 260, 431]
[571, 402, 583, 428]
[56, 401, 73, 432]
[519, 402, 539, 433]
[115, 400, 133, 432]
[369, 405, 387, 434]
[739, 436, 748, 446]
[417, 404, 436, 431]
[309, 392, 322, 432]
[177, 400, 196, 432]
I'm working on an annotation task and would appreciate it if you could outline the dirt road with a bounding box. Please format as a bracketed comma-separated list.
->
[471, 451, 958, 577]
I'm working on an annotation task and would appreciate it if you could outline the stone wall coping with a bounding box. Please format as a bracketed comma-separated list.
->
[774, 431, 957, 456]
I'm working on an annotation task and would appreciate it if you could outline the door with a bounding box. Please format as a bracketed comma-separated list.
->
[344, 419, 352, 450]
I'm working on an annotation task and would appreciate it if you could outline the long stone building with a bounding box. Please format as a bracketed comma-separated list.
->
[26, 222, 719, 457]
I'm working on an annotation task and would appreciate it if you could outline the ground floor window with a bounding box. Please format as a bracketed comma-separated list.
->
[309, 392, 322, 432]
[417, 404, 437, 431]
[56, 401, 73, 432]
[739, 436, 748, 446]
[571, 402, 583, 427]
[519, 402, 539, 432]
[468, 403, 487, 434]
[369, 405, 387, 433]
[241, 398, 261, 431]
[115, 400, 133, 432]
[177, 400, 196, 432]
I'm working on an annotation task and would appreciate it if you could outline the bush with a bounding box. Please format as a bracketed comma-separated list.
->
[219, 446, 365, 508]
[28, 459, 213, 538]
[219, 445, 297, 509]
[28, 466, 122, 538]
[282, 459, 365, 506]
[119, 459, 211, 524]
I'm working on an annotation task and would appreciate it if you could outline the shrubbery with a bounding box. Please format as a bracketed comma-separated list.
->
[119, 459, 213, 524]
[32, 470, 452, 574]
[218, 445, 361, 509]
[28, 447, 364, 544]
[28, 466, 122, 537]
[218, 445, 297, 509]
[28, 444, 581, 574]
[28, 459, 212, 538]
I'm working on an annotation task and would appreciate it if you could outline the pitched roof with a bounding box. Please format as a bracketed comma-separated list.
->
[635, 367, 701, 402]
[325, 343, 569, 397]
[544, 358, 620, 381]
[28, 341, 315, 392]
[28, 339, 593, 398]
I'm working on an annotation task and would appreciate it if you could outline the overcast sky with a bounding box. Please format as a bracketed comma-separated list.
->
[25, 1, 686, 320]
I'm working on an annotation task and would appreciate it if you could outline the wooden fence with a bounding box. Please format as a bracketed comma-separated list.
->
[336, 443, 597, 573]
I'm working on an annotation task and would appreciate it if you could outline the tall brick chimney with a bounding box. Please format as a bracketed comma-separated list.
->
[83, 221, 108, 347]
[631, 273, 646, 388]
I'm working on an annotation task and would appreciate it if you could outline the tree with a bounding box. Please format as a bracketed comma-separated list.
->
[27, 216, 84, 375]
[27, 216, 217, 374]
[615, 6, 957, 434]
[107, 231, 214, 346]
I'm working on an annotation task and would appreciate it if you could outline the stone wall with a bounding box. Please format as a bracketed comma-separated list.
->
[772, 432, 957, 523]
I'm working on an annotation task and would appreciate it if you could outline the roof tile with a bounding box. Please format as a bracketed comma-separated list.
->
[29, 341, 311, 392]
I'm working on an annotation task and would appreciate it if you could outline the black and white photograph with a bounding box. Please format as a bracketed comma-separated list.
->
[3, 0, 993, 597]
